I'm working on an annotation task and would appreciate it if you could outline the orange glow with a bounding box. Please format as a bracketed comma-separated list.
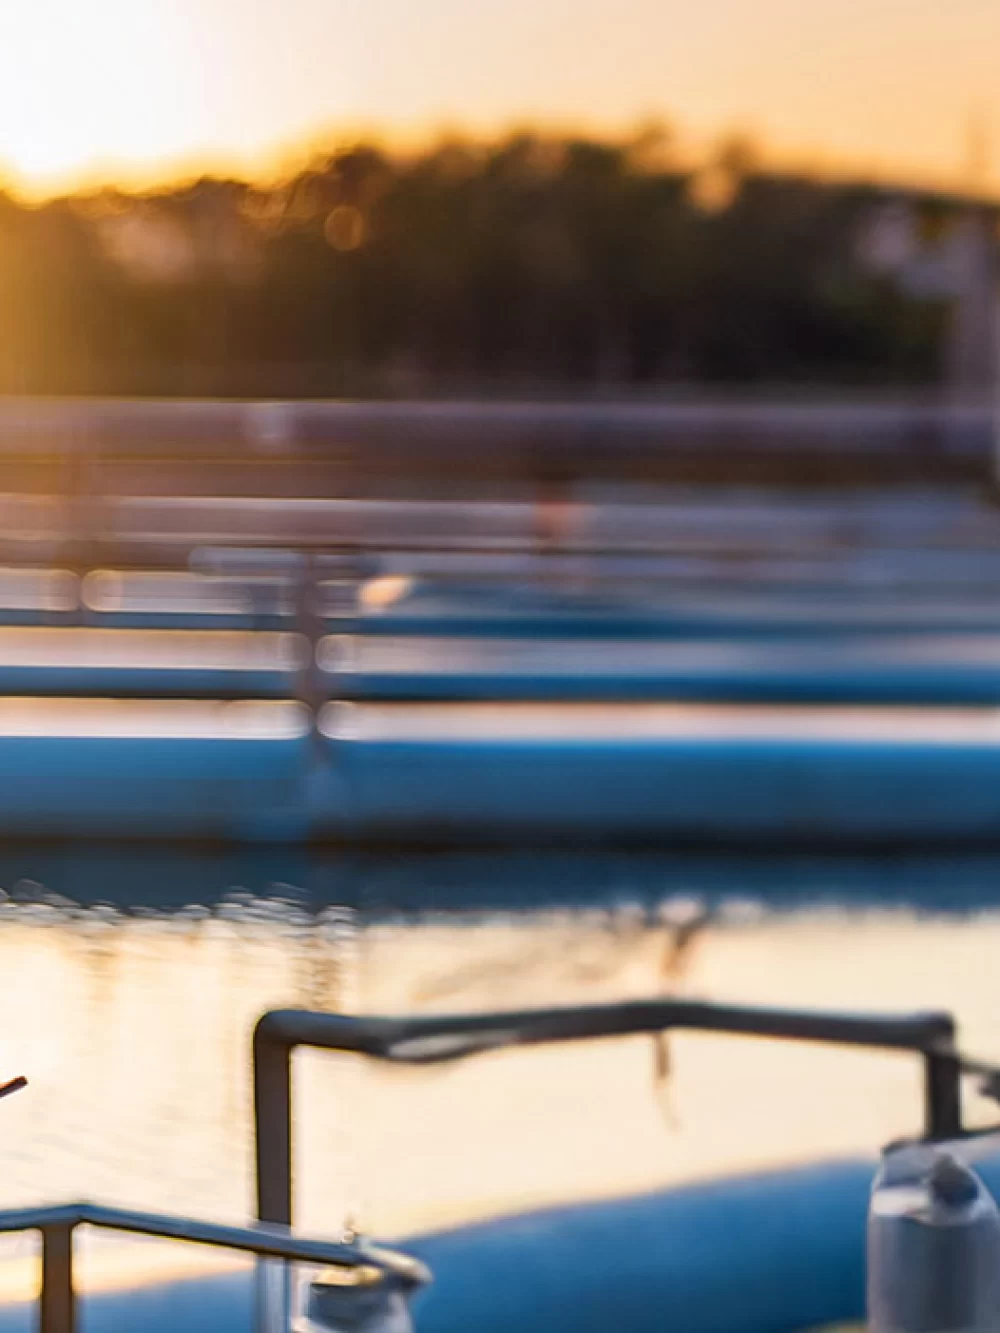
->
[0, 0, 998, 198]
[0, 0, 358, 198]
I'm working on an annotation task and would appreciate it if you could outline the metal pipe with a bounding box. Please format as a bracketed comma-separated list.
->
[253, 1257, 292, 1333]
[253, 999, 961, 1228]
[0, 1200, 428, 1333]
[40, 1223, 74, 1333]
[0, 1201, 419, 1272]
[924, 1044, 964, 1141]
[255, 1021, 295, 1228]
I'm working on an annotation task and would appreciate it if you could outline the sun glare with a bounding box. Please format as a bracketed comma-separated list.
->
[0, 0, 196, 195]
[0, 0, 995, 201]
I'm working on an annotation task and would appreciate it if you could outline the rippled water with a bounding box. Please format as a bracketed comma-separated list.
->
[0, 887, 997, 1248]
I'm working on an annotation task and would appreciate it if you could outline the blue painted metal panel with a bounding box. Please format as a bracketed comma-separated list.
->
[0, 1270, 252, 1333]
[6, 657, 1000, 705]
[330, 661, 1000, 705]
[335, 608, 1000, 642]
[44, 579, 1000, 638]
[326, 737, 1000, 844]
[0, 665, 293, 699]
[409, 1161, 873, 1332]
[0, 736, 313, 840]
[408, 1156, 1000, 1333]
[1, 732, 1000, 842]
[80, 609, 288, 631]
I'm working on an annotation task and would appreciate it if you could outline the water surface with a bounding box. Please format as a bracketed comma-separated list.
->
[0, 888, 995, 1242]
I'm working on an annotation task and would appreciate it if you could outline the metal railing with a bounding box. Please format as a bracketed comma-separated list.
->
[0, 397, 989, 575]
[0, 1199, 427, 1333]
[1, 998, 990, 1330]
[252, 998, 972, 1229]
[0, 395, 985, 457]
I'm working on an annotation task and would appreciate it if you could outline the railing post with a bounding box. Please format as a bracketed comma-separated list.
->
[253, 1016, 295, 1333]
[924, 1048, 963, 1141]
[293, 553, 327, 737]
[253, 1257, 292, 1333]
[39, 1222, 75, 1333]
[254, 1018, 293, 1227]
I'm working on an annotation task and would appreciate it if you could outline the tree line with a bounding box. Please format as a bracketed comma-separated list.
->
[0, 129, 971, 397]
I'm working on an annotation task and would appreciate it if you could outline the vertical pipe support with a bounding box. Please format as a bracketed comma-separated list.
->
[39, 1223, 75, 1333]
[255, 1020, 294, 1228]
[924, 1048, 963, 1142]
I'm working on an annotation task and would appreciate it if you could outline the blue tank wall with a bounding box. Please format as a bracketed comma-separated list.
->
[407, 1155, 1000, 1333]
[0, 736, 312, 841]
[2, 732, 1000, 843]
[333, 737, 1000, 843]
[0, 1157, 995, 1332]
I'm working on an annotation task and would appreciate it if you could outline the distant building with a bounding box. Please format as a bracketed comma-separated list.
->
[857, 193, 999, 396]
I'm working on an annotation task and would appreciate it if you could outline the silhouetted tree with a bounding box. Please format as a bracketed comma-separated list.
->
[0, 129, 962, 397]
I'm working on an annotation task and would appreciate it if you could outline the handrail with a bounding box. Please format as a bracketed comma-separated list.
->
[0, 1199, 429, 1333]
[0, 396, 985, 455]
[0, 1200, 409, 1264]
[252, 998, 965, 1229]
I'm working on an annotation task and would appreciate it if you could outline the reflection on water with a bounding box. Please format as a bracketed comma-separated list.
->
[0, 894, 996, 1245]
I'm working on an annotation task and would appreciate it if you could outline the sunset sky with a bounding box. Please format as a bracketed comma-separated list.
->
[0, 0, 998, 197]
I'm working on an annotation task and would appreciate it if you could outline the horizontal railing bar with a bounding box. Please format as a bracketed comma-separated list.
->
[21, 537, 1000, 571]
[0, 1200, 417, 1271]
[0, 671, 295, 700]
[19, 614, 1000, 639]
[254, 998, 964, 1227]
[23, 521, 1000, 555]
[7, 664, 1000, 705]
[255, 999, 956, 1063]
[0, 396, 986, 453]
